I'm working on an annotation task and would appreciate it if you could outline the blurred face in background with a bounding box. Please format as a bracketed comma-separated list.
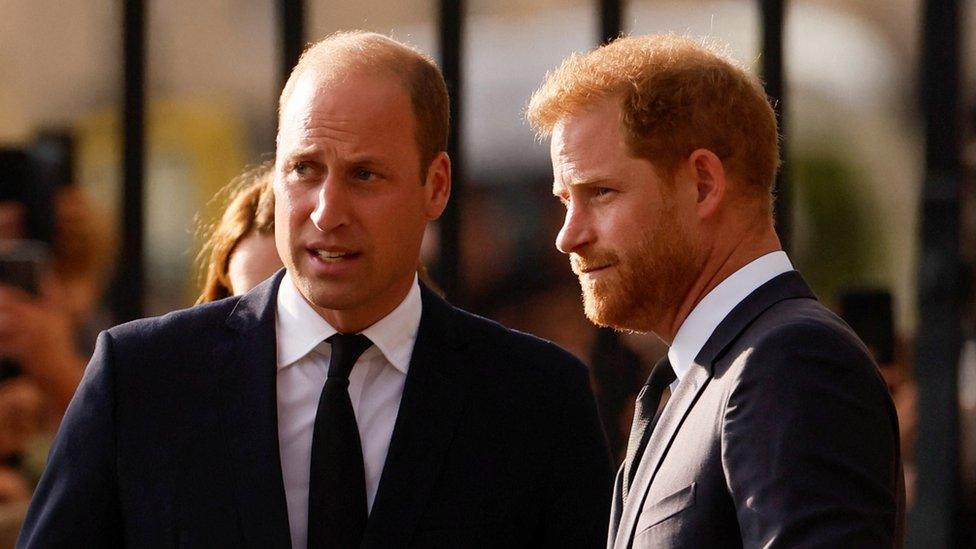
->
[274, 67, 449, 333]
[551, 98, 703, 334]
[227, 232, 282, 295]
[0, 202, 26, 241]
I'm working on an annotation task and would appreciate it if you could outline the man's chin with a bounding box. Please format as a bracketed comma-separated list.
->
[293, 277, 357, 312]
[583, 291, 630, 331]
[581, 288, 657, 334]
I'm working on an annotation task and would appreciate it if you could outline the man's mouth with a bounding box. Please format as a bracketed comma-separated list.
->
[579, 264, 611, 274]
[309, 248, 359, 263]
[571, 255, 614, 276]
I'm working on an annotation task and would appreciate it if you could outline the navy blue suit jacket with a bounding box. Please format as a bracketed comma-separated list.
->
[19, 272, 612, 547]
[608, 272, 904, 548]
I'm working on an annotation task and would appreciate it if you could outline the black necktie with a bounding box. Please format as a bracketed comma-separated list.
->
[622, 357, 676, 502]
[307, 333, 373, 549]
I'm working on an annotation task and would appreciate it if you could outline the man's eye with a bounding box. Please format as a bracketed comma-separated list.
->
[293, 162, 311, 176]
[594, 187, 613, 197]
[354, 168, 374, 181]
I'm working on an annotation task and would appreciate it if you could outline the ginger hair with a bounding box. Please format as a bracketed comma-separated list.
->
[197, 162, 276, 303]
[527, 34, 779, 203]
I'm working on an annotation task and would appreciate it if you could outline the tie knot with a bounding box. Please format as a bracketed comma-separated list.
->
[646, 357, 677, 390]
[326, 333, 373, 379]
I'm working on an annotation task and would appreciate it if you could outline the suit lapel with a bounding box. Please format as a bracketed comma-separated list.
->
[362, 285, 474, 545]
[218, 270, 291, 548]
[613, 362, 711, 549]
[607, 465, 625, 549]
[613, 270, 816, 548]
[694, 271, 814, 366]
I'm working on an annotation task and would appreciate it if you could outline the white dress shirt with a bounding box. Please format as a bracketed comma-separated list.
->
[667, 251, 794, 390]
[275, 273, 422, 549]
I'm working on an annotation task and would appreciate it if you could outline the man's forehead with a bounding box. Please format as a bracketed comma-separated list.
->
[280, 69, 338, 122]
[278, 68, 411, 138]
[554, 101, 622, 146]
[550, 114, 611, 172]
[548, 100, 652, 194]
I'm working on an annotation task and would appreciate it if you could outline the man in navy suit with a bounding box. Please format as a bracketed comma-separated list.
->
[19, 31, 611, 548]
[528, 35, 903, 547]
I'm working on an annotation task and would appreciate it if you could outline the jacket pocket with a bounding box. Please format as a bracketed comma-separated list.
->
[635, 482, 696, 534]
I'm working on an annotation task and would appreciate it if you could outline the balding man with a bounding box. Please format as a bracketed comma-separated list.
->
[528, 35, 903, 548]
[20, 32, 611, 548]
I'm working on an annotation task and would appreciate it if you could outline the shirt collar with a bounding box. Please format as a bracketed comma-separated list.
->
[667, 251, 794, 383]
[359, 277, 422, 374]
[275, 272, 422, 374]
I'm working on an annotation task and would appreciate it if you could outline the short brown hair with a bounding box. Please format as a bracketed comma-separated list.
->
[527, 34, 779, 196]
[197, 162, 276, 303]
[278, 31, 450, 175]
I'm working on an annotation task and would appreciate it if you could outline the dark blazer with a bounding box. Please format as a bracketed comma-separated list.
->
[608, 271, 904, 548]
[19, 271, 612, 548]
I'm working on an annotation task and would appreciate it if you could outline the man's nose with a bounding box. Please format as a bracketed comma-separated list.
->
[309, 177, 350, 232]
[555, 205, 592, 255]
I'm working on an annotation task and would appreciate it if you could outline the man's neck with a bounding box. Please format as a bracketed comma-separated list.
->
[305, 275, 417, 335]
[657, 229, 782, 345]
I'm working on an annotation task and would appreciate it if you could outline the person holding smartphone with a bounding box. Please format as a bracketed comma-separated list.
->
[0, 146, 113, 514]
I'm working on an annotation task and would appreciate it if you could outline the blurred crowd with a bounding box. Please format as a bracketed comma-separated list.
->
[0, 135, 114, 542]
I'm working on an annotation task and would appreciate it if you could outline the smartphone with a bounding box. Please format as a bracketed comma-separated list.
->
[0, 240, 50, 381]
[0, 148, 55, 244]
[0, 240, 49, 296]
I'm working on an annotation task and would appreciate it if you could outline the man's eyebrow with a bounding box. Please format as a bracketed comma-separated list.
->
[280, 149, 387, 168]
[553, 177, 612, 193]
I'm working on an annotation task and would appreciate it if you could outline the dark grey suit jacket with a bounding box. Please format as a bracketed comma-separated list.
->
[19, 271, 612, 547]
[609, 271, 904, 548]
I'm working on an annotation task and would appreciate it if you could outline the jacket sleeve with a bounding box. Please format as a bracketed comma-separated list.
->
[17, 330, 124, 548]
[538, 358, 614, 548]
[722, 323, 901, 548]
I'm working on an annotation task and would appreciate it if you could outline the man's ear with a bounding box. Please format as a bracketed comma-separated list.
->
[686, 148, 727, 220]
[423, 152, 452, 220]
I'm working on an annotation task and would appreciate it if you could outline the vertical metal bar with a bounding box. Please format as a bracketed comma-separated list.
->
[591, 0, 630, 466]
[113, 0, 146, 322]
[759, 0, 789, 252]
[599, 0, 622, 44]
[278, 0, 305, 89]
[438, 0, 463, 302]
[909, 0, 962, 546]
